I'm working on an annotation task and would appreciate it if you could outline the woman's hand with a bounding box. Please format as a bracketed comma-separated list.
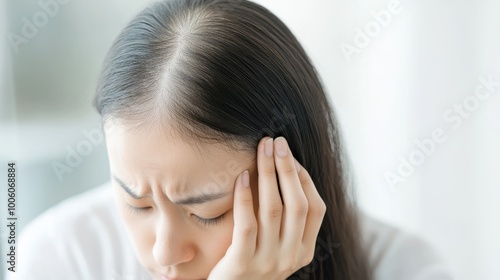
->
[207, 136, 327, 280]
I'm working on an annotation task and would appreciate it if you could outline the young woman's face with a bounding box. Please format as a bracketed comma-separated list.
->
[104, 120, 259, 280]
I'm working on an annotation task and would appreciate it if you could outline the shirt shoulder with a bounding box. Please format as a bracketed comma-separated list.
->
[6, 181, 150, 280]
[358, 211, 455, 280]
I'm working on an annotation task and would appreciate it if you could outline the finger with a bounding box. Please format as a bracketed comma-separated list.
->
[231, 170, 258, 262]
[273, 137, 308, 251]
[255, 137, 282, 256]
[295, 160, 326, 253]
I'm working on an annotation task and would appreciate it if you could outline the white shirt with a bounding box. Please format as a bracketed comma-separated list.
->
[5, 182, 455, 280]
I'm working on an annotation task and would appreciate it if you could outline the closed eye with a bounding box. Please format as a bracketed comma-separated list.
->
[125, 203, 153, 215]
[193, 213, 225, 227]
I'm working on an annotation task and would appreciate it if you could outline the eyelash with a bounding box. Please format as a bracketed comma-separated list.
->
[194, 213, 225, 227]
[125, 203, 225, 227]
[125, 204, 152, 215]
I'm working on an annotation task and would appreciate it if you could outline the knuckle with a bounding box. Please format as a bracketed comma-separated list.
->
[240, 223, 258, 237]
[321, 201, 327, 213]
[292, 200, 308, 217]
[280, 163, 296, 175]
[261, 164, 276, 176]
[239, 195, 253, 206]
[310, 200, 327, 216]
[300, 258, 312, 269]
[265, 203, 283, 218]
[300, 175, 314, 188]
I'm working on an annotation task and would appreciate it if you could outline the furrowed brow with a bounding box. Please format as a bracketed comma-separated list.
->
[113, 175, 147, 199]
[112, 175, 231, 205]
[173, 191, 232, 205]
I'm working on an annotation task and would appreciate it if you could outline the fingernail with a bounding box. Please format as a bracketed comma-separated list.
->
[264, 138, 273, 158]
[242, 170, 250, 187]
[295, 159, 301, 172]
[275, 137, 288, 158]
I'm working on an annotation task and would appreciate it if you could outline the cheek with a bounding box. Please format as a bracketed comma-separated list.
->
[123, 214, 155, 258]
[198, 212, 235, 267]
[112, 187, 155, 266]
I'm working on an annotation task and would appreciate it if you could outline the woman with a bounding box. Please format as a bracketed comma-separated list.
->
[9, 0, 454, 279]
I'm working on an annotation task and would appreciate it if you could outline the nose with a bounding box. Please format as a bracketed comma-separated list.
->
[152, 214, 196, 267]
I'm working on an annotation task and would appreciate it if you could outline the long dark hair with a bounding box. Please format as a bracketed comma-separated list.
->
[93, 0, 371, 279]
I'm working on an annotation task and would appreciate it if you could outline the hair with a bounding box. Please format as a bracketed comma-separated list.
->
[93, 0, 371, 279]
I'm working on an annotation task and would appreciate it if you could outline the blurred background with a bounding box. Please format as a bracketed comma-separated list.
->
[1, 0, 499, 279]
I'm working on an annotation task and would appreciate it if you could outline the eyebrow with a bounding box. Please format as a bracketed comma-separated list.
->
[112, 175, 232, 205]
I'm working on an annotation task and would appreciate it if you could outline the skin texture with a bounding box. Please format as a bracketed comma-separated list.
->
[104, 119, 326, 280]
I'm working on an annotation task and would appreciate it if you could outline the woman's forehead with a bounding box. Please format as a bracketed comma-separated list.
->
[105, 118, 255, 195]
